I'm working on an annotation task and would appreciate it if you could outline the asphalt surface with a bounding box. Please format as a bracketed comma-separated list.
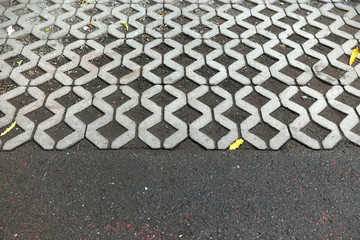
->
[1, 141, 360, 239]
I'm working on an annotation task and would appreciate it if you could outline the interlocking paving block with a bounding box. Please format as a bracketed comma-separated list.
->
[163, 85, 187, 148]
[138, 85, 162, 148]
[34, 86, 71, 149]
[212, 86, 237, 149]
[111, 85, 138, 149]
[1, 0, 360, 150]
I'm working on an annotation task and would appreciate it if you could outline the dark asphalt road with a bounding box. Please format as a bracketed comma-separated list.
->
[1, 141, 360, 239]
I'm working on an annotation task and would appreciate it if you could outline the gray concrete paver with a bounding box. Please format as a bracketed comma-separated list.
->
[1, 0, 360, 150]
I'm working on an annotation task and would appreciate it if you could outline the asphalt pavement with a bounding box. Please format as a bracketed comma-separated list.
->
[1, 141, 360, 239]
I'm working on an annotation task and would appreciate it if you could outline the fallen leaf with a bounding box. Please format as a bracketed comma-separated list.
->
[17, 59, 23, 66]
[7, 26, 15, 37]
[81, 0, 97, 7]
[87, 21, 91, 27]
[229, 139, 244, 150]
[45, 28, 52, 32]
[119, 21, 129, 31]
[0, 120, 16, 136]
[349, 46, 359, 66]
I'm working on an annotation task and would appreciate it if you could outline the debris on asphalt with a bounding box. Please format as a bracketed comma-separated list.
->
[229, 139, 244, 150]
[0, 121, 16, 137]
[349, 46, 358, 66]
[119, 21, 128, 31]
[6, 26, 14, 36]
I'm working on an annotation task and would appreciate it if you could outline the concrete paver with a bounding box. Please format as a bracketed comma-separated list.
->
[1, 0, 360, 150]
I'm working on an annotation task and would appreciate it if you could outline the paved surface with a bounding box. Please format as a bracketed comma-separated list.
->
[2, 1, 360, 238]
[1, 143, 360, 239]
[0, 0, 360, 150]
